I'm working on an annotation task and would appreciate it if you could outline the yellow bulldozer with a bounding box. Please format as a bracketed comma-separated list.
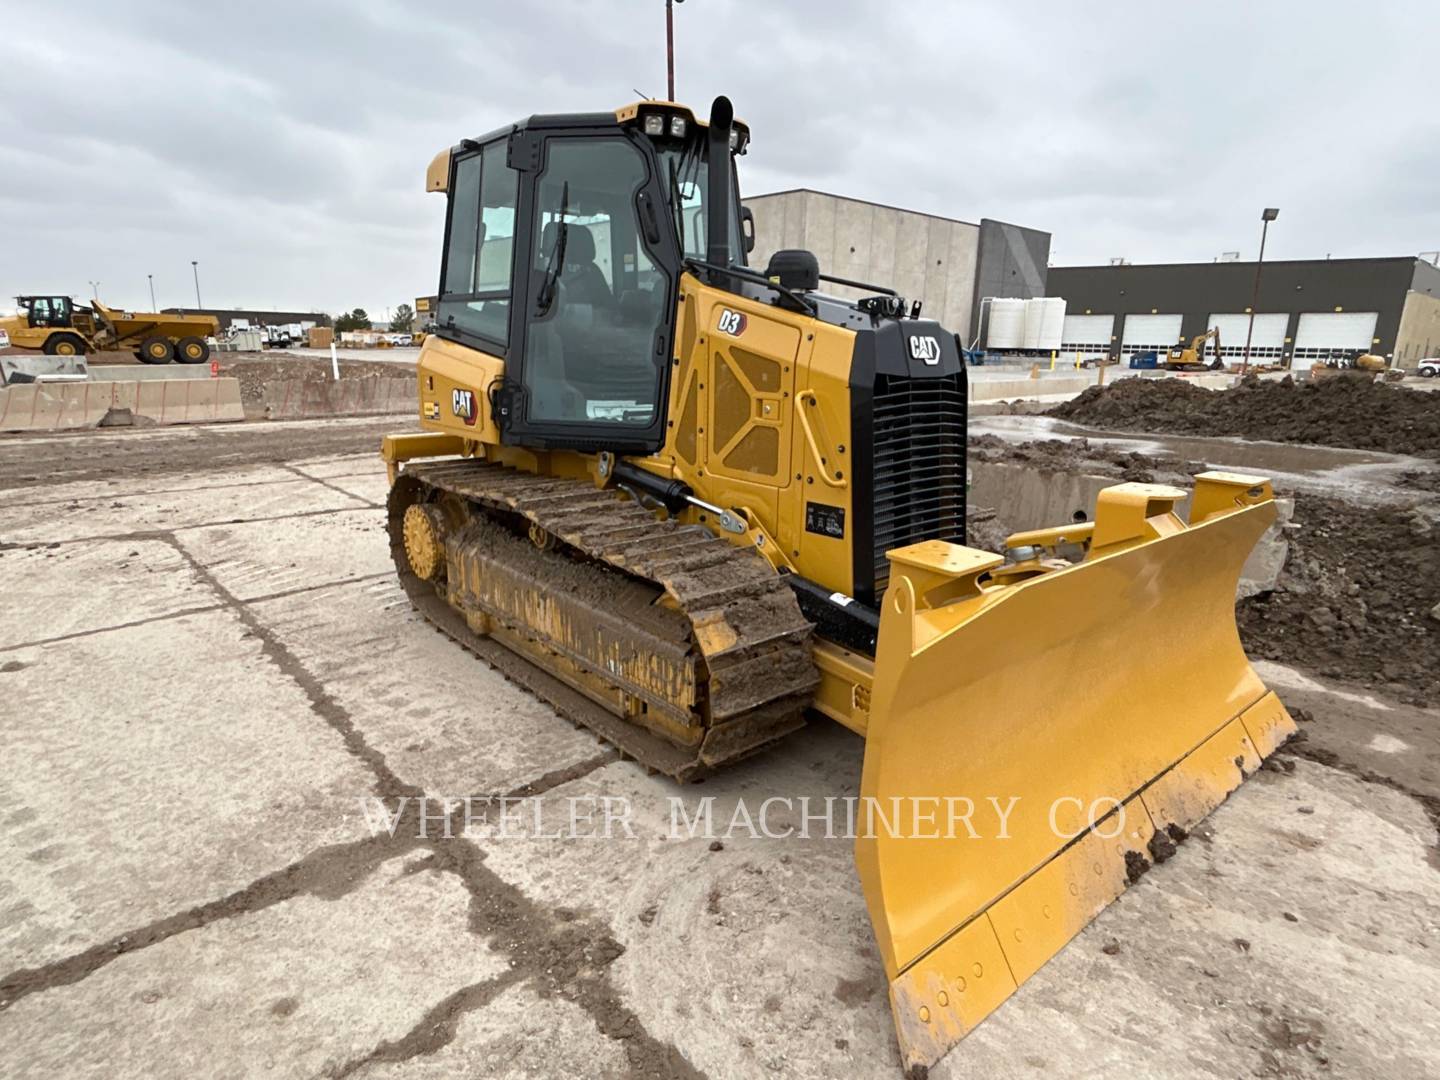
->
[0, 295, 218, 363]
[382, 97, 1294, 1073]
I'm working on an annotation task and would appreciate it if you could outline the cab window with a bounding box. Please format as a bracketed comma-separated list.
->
[521, 137, 669, 427]
[438, 140, 518, 347]
[656, 144, 744, 265]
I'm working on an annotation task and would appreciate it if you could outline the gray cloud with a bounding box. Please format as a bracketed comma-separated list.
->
[2, 0, 1436, 315]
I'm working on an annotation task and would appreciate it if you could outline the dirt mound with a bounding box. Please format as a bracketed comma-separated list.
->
[970, 433, 1440, 700]
[1048, 375, 1440, 457]
[1237, 496, 1440, 703]
[969, 433, 1207, 485]
[965, 504, 1012, 553]
[218, 355, 415, 405]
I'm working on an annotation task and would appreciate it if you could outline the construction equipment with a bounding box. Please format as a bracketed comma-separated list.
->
[382, 97, 1294, 1073]
[1165, 326, 1226, 370]
[0, 296, 219, 364]
[413, 296, 435, 347]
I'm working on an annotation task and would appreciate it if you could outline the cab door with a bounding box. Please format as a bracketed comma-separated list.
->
[498, 130, 680, 454]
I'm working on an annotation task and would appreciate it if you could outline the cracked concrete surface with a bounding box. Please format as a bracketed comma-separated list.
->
[1, 418, 1437, 1079]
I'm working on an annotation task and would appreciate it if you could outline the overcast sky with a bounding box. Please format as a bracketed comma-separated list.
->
[3, 0, 1436, 317]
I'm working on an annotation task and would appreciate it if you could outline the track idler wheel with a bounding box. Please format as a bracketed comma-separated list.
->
[402, 503, 451, 581]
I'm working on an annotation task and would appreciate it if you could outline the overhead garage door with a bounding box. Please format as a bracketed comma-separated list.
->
[1205, 313, 1289, 364]
[1120, 313, 1182, 360]
[1060, 314, 1114, 361]
[1293, 312, 1379, 361]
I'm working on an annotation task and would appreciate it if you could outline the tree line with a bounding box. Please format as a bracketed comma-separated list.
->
[334, 304, 415, 333]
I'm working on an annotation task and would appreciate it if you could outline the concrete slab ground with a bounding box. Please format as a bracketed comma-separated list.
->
[0, 420, 1436, 1079]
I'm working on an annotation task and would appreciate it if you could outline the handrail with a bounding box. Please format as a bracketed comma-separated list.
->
[795, 390, 847, 488]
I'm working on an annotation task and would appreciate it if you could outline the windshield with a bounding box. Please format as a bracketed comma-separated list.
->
[657, 137, 746, 266]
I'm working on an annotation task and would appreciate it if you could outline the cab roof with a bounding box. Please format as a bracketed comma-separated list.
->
[426, 100, 749, 194]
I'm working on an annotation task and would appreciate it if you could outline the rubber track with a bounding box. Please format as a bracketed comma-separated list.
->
[391, 459, 820, 779]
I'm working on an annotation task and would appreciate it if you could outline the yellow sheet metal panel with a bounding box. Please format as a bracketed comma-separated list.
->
[810, 640, 874, 736]
[887, 913, 1017, 1074]
[426, 147, 450, 193]
[415, 335, 505, 444]
[1189, 471, 1273, 525]
[380, 431, 466, 463]
[857, 480, 1277, 981]
[985, 795, 1156, 986]
[1140, 715, 1260, 836]
[1086, 481, 1187, 555]
[1238, 691, 1299, 759]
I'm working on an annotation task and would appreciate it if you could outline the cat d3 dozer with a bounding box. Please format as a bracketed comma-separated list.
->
[382, 97, 1294, 1073]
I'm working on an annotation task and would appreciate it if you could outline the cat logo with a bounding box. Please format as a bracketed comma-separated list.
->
[908, 336, 942, 365]
[716, 308, 748, 336]
[451, 387, 477, 425]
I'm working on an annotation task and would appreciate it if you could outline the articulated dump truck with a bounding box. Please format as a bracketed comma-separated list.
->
[1, 296, 217, 363]
[381, 97, 1294, 1073]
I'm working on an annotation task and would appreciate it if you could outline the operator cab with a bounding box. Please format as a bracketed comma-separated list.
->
[18, 296, 74, 329]
[433, 99, 750, 454]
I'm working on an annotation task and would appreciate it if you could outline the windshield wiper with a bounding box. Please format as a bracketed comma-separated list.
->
[667, 156, 686, 255]
[536, 180, 570, 315]
[666, 137, 706, 258]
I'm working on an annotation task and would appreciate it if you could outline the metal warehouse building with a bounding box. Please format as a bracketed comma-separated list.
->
[742, 189, 1050, 339]
[161, 308, 328, 332]
[1046, 256, 1440, 367]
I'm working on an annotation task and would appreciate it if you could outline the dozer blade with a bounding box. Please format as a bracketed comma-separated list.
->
[857, 472, 1296, 1073]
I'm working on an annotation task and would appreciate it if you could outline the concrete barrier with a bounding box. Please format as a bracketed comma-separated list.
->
[966, 369, 1238, 404]
[259, 377, 416, 419]
[88, 364, 215, 382]
[969, 375, 1094, 402]
[1, 355, 89, 383]
[0, 378, 244, 432]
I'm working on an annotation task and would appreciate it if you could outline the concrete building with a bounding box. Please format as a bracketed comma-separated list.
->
[1046, 256, 1440, 367]
[742, 189, 1050, 340]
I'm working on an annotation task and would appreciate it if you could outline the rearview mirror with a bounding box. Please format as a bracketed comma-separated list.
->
[740, 206, 756, 253]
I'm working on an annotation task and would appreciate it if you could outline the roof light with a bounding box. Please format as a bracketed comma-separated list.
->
[669, 115, 687, 138]
[643, 114, 665, 137]
[728, 129, 739, 150]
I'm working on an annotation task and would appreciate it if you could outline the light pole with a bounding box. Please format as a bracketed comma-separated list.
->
[665, 0, 684, 100]
[191, 260, 202, 309]
[1241, 208, 1279, 376]
[147, 274, 156, 310]
[88, 280, 100, 300]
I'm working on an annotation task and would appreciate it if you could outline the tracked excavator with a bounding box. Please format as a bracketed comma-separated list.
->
[1166, 326, 1226, 371]
[382, 97, 1295, 1072]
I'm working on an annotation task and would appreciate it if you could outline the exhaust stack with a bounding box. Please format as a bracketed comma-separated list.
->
[706, 96, 733, 268]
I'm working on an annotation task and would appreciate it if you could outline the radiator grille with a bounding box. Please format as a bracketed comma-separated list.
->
[870, 372, 967, 592]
